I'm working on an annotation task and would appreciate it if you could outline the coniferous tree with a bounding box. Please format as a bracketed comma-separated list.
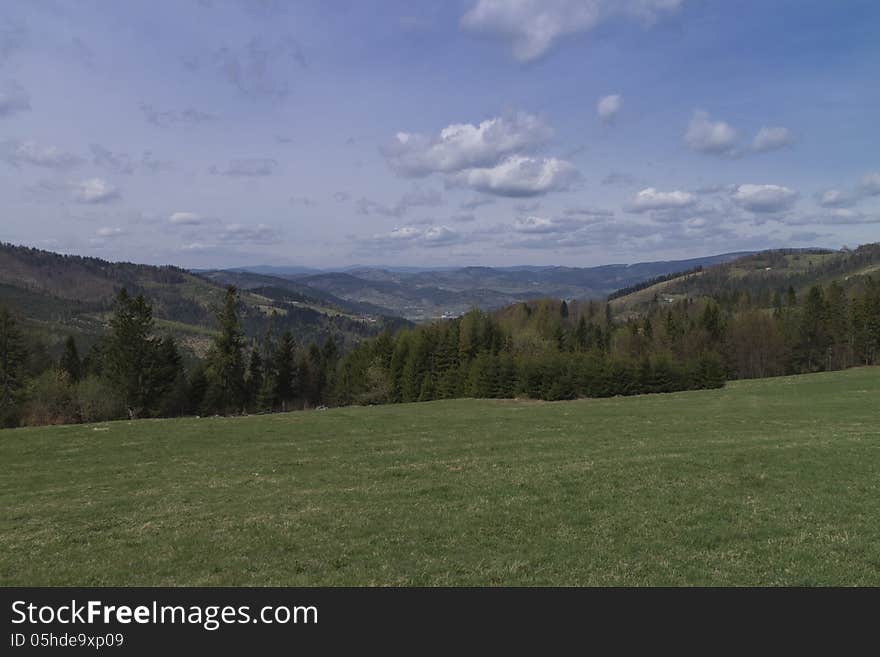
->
[105, 289, 158, 419]
[59, 336, 82, 383]
[0, 306, 27, 428]
[245, 347, 264, 410]
[204, 286, 246, 414]
[273, 331, 297, 411]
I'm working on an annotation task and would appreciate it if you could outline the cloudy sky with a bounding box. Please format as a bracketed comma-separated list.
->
[2, 1, 879, 268]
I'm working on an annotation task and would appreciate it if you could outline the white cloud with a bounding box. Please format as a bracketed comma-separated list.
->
[2, 140, 81, 169]
[731, 184, 797, 213]
[362, 224, 464, 251]
[751, 126, 795, 153]
[685, 110, 737, 155]
[74, 178, 120, 204]
[513, 215, 599, 234]
[597, 94, 622, 123]
[628, 187, 697, 212]
[447, 155, 579, 197]
[859, 171, 880, 197]
[460, 0, 684, 62]
[169, 212, 204, 225]
[383, 112, 552, 177]
[0, 81, 30, 117]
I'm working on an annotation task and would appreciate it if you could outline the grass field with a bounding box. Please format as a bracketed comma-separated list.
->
[2, 368, 879, 586]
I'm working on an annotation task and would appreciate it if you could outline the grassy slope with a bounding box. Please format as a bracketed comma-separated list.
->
[1, 368, 879, 586]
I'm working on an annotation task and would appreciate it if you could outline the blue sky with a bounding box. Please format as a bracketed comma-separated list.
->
[1, 0, 879, 268]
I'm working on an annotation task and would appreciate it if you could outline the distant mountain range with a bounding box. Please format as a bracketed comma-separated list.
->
[0, 242, 408, 358]
[209, 252, 752, 320]
[12, 240, 875, 361]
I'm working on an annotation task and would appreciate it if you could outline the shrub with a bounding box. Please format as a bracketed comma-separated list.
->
[24, 370, 78, 425]
[75, 375, 126, 423]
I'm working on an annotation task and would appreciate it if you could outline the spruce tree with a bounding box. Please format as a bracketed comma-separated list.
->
[105, 289, 158, 419]
[245, 347, 264, 410]
[0, 306, 27, 428]
[59, 336, 82, 383]
[204, 286, 246, 414]
[273, 331, 297, 411]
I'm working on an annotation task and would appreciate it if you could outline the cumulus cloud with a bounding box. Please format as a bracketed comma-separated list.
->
[1, 140, 82, 169]
[139, 102, 217, 128]
[628, 187, 697, 213]
[685, 110, 737, 156]
[0, 81, 30, 117]
[731, 184, 797, 213]
[460, 0, 684, 62]
[214, 36, 306, 101]
[209, 158, 278, 176]
[597, 94, 622, 123]
[447, 155, 578, 197]
[74, 178, 120, 204]
[383, 112, 552, 178]
[751, 126, 795, 153]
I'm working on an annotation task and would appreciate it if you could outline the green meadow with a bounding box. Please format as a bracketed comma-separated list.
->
[1, 367, 878, 586]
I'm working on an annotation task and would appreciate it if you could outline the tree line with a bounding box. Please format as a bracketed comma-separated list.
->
[1, 274, 879, 428]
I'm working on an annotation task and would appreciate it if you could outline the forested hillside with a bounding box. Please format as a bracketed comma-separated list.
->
[2, 243, 879, 428]
[0, 242, 406, 359]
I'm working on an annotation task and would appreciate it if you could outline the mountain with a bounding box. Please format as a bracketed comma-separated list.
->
[609, 245, 880, 316]
[0, 242, 408, 358]
[266, 253, 752, 320]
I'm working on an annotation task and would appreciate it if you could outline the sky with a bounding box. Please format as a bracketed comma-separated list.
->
[1, 0, 879, 269]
